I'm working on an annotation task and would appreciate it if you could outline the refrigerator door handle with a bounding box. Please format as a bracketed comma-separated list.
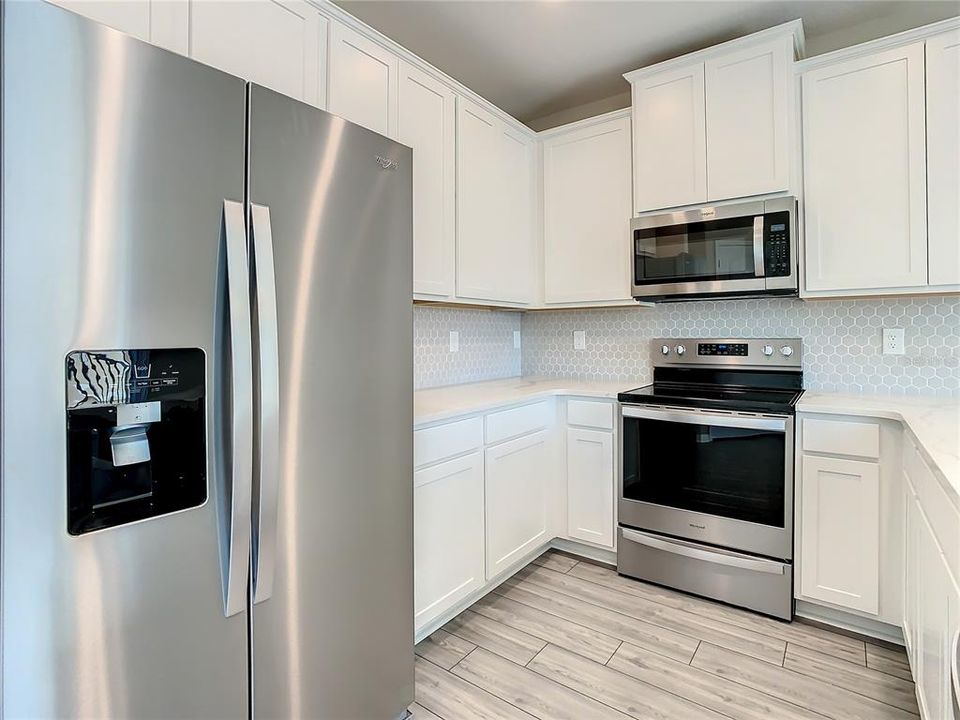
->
[222, 199, 254, 617]
[251, 203, 280, 604]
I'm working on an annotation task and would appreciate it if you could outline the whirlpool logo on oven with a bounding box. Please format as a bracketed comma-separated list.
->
[376, 155, 399, 171]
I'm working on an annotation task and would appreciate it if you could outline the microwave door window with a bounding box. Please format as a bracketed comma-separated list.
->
[635, 217, 758, 285]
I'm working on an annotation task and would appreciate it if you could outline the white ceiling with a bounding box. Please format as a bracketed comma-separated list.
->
[334, 0, 959, 127]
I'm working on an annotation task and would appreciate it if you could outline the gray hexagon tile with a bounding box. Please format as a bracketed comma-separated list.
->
[414, 306, 521, 389]
[521, 297, 960, 398]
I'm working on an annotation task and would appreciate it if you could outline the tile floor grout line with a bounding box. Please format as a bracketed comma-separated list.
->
[604, 639, 624, 667]
[443, 624, 544, 669]
[419, 654, 540, 720]
[565, 563, 867, 662]
[512, 570, 787, 664]
[690, 640, 702, 666]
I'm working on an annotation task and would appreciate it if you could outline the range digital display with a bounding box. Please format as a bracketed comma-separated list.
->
[698, 343, 748, 356]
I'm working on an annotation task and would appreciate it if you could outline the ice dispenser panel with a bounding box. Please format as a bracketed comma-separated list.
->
[66, 348, 206, 535]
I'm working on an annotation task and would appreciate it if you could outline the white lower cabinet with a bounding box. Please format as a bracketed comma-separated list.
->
[800, 455, 880, 614]
[566, 427, 614, 548]
[413, 451, 485, 631]
[484, 430, 549, 579]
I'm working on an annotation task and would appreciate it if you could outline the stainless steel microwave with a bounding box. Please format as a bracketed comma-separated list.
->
[631, 197, 798, 302]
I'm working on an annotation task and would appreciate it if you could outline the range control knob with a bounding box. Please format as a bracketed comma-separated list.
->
[780, 345, 794, 357]
[762, 345, 774, 357]
[674, 344, 686, 356]
[661, 344, 671, 356]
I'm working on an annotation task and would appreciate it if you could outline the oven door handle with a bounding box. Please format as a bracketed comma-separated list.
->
[621, 405, 787, 432]
[621, 528, 785, 575]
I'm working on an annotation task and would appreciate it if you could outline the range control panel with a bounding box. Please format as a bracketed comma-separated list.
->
[653, 338, 802, 369]
[698, 343, 748, 357]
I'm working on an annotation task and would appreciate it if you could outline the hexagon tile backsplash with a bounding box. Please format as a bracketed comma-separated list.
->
[414, 306, 521, 389]
[521, 297, 960, 397]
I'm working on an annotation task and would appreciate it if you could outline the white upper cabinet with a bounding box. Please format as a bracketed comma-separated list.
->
[802, 43, 928, 293]
[629, 63, 707, 213]
[457, 98, 534, 305]
[926, 29, 960, 288]
[705, 36, 791, 201]
[328, 20, 398, 137]
[46, 0, 188, 54]
[626, 22, 800, 214]
[190, 0, 326, 106]
[542, 113, 632, 304]
[398, 62, 456, 300]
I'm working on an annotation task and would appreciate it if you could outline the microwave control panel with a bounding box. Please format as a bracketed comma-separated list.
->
[763, 212, 791, 277]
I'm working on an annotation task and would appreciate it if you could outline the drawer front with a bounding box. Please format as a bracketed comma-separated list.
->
[567, 399, 615, 430]
[906, 437, 960, 583]
[802, 417, 880, 459]
[414, 416, 483, 469]
[485, 401, 552, 445]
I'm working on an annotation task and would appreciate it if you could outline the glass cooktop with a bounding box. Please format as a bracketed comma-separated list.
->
[618, 383, 803, 414]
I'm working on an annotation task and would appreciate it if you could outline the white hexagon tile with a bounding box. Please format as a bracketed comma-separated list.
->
[521, 297, 960, 397]
[414, 306, 521, 389]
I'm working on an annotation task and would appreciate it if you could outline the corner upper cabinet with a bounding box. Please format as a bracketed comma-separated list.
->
[926, 29, 960, 288]
[328, 20, 398, 136]
[628, 64, 707, 213]
[398, 62, 456, 300]
[801, 42, 928, 294]
[542, 113, 632, 304]
[189, 0, 326, 106]
[705, 36, 792, 201]
[456, 98, 534, 306]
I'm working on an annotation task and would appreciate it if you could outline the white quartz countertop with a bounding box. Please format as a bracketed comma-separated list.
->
[797, 392, 960, 502]
[414, 376, 631, 427]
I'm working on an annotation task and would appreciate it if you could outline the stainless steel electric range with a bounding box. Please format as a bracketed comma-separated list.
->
[617, 337, 803, 620]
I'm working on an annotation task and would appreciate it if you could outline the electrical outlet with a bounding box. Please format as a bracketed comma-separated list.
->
[882, 328, 905, 355]
[573, 330, 586, 350]
[448, 331, 459, 353]
[513, 330, 521, 350]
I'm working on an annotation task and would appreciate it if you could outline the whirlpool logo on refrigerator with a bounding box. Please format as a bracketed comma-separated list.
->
[376, 155, 399, 171]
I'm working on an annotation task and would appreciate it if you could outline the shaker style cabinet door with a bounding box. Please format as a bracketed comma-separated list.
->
[542, 115, 632, 304]
[705, 36, 791, 201]
[566, 428, 614, 548]
[926, 29, 960, 287]
[189, 0, 325, 106]
[800, 455, 880, 614]
[456, 98, 534, 305]
[630, 63, 707, 213]
[801, 43, 928, 293]
[328, 20, 399, 137]
[484, 431, 549, 578]
[414, 452, 485, 633]
[45, 0, 188, 53]
[399, 62, 456, 300]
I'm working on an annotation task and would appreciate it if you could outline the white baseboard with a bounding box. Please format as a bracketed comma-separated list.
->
[795, 599, 905, 646]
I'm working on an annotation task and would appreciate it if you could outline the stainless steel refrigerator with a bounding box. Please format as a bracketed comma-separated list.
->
[1, 3, 413, 718]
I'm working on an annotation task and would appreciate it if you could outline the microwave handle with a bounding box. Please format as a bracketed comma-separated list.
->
[753, 216, 765, 278]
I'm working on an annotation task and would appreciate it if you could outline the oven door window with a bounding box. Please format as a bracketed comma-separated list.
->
[634, 216, 759, 286]
[623, 415, 785, 527]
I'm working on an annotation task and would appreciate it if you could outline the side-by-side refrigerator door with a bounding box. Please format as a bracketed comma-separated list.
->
[2, 4, 251, 718]
[246, 84, 414, 719]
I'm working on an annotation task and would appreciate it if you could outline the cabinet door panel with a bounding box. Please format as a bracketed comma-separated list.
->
[566, 428, 614, 548]
[706, 37, 790, 200]
[485, 431, 549, 578]
[46, 0, 188, 53]
[399, 63, 455, 299]
[498, 128, 535, 304]
[414, 452, 485, 631]
[190, 0, 324, 106]
[800, 455, 880, 613]
[328, 21, 398, 136]
[802, 43, 927, 292]
[543, 116, 632, 304]
[926, 29, 960, 287]
[631, 64, 707, 212]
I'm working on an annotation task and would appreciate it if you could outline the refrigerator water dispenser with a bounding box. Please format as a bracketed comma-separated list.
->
[65, 348, 207, 535]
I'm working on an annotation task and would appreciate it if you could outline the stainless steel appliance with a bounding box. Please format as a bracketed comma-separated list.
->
[631, 197, 798, 302]
[2, 4, 413, 718]
[618, 338, 803, 620]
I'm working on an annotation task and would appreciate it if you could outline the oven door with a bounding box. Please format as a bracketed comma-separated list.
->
[619, 404, 793, 560]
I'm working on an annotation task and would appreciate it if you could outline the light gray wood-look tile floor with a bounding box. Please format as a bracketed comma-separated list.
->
[411, 550, 918, 720]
